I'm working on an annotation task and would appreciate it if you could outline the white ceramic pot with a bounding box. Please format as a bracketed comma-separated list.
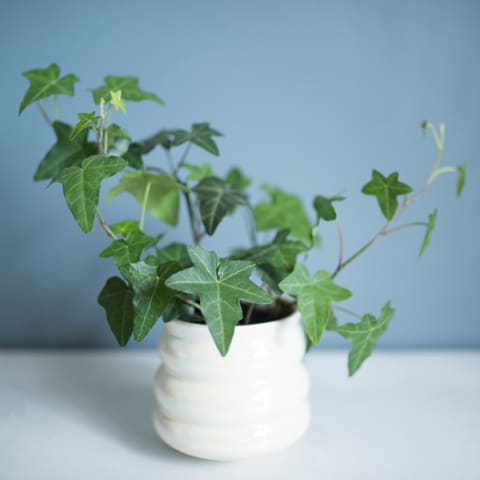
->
[153, 311, 311, 461]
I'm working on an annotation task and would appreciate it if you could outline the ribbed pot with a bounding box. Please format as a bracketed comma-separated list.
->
[153, 311, 311, 461]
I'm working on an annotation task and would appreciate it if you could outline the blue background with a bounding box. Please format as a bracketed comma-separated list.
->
[1, 0, 479, 349]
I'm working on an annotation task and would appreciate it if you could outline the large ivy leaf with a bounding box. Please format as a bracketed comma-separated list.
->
[99, 229, 156, 267]
[418, 209, 437, 258]
[173, 123, 223, 156]
[337, 302, 394, 376]
[279, 264, 352, 344]
[313, 195, 345, 222]
[108, 171, 181, 226]
[456, 164, 466, 196]
[98, 277, 134, 346]
[361, 170, 413, 220]
[193, 177, 248, 235]
[120, 260, 181, 341]
[254, 185, 312, 244]
[34, 122, 97, 181]
[92, 75, 164, 105]
[165, 247, 271, 355]
[52, 155, 127, 233]
[155, 243, 192, 268]
[19, 63, 79, 114]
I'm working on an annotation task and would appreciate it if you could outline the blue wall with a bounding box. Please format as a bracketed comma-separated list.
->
[1, 0, 479, 348]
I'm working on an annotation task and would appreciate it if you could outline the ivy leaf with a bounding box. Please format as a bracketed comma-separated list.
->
[34, 121, 97, 181]
[52, 155, 127, 233]
[225, 167, 251, 189]
[98, 277, 134, 346]
[121, 142, 143, 169]
[99, 230, 156, 267]
[456, 164, 466, 196]
[141, 129, 176, 153]
[156, 243, 192, 268]
[182, 162, 214, 181]
[313, 195, 345, 222]
[105, 123, 132, 158]
[92, 75, 164, 105]
[70, 112, 99, 140]
[109, 90, 126, 113]
[418, 209, 437, 258]
[193, 177, 248, 235]
[337, 302, 394, 376]
[279, 264, 352, 344]
[108, 171, 181, 226]
[362, 170, 413, 220]
[19, 63, 79, 114]
[109, 220, 140, 236]
[173, 123, 223, 156]
[165, 247, 271, 355]
[120, 261, 181, 341]
[254, 185, 312, 244]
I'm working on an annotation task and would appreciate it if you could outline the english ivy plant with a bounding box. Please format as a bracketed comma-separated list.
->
[20, 64, 467, 376]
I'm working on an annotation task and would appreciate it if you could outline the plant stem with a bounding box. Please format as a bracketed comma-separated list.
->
[166, 149, 176, 172]
[139, 180, 152, 231]
[96, 209, 117, 240]
[175, 142, 192, 174]
[334, 219, 344, 274]
[244, 302, 255, 324]
[53, 95, 59, 121]
[176, 294, 201, 311]
[332, 132, 444, 279]
[97, 98, 105, 154]
[37, 103, 53, 127]
[332, 305, 362, 320]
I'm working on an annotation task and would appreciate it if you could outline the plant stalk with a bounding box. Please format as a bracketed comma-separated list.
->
[139, 180, 152, 231]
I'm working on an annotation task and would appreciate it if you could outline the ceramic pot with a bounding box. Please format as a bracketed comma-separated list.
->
[153, 311, 310, 460]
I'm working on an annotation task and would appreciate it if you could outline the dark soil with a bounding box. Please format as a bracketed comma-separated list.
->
[237, 298, 296, 325]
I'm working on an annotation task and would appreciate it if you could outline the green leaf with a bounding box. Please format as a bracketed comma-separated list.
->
[456, 164, 466, 196]
[92, 75, 164, 105]
[279, 264, 352, 344]
[225, 167, 251, 189]
[99, 230, 156, 267]
[70, 112, 99, 140]
[105, 123, 132, 158]
[98, 277, 134, 346]
[155, 243, 192, 268]
[361, 170, 413, 220]
[109, 220, 140, 236]
[254, 185, 312, 244]
[193, 177, 248, 235]
[337, 302, 394, 376]
[52, 155, 127, 233]
[109, 89, 126, 113]
[141, 130, 175, 153]
[313, 195, 345, 222]
[19, 63, 79, 114]
[182, 162, 214, 181]
[108, 171, 180, 226]
[121, 142, 143, 169]
[173, 123, 223, 156]
[418, 209, 437, 258]
[120, 260, 181, 341]
[34, 121, 97, 181]
[165, 247, 271, 355]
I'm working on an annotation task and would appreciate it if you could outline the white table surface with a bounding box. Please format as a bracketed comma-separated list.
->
[1, 350, 479, 479]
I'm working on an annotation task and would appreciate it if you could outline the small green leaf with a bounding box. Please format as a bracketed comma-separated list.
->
[156, 243, 192, 268]
[19, 63, 79, 114]
[165, 247, 271, 355]
[121, 142, 143, 169]
[34, 122, 97, 181]
[99, 230, 156, 267]
[52, 155, 127, 233]
[254, 185, 312, 244]
[337, 302, 394, 376]
[456, 164, 466, 197]
[109, 220, 140, 236]
[173, 123, 223, 156]
[182, 162, 214, 181]
[225, 167, 251, 189]
[361, 170, 413, 220]
[418, 209, 437, 258]
[70, 112, 99, 140]
[108, 171, 180, 226]
[98, 277, 134, 346]
[141, 130, 175, 153]
[92, 75, 164, 105]
[193, 177, 248, 235]
[313, 195, 345, 222]
[120, 260, 182, 341]
[109, 90, 126, 113]
[279, 264, 352, 344]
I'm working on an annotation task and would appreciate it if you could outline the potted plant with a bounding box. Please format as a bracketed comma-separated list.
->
[19, 64, 467, 460]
